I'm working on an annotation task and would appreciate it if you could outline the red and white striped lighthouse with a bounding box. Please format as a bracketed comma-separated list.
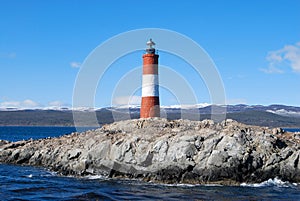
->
[140, 39, 160, 118]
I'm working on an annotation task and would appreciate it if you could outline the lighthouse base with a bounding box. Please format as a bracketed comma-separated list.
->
[140, 96, 160, 118]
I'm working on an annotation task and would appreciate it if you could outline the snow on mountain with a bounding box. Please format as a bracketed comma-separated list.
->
[266, 109, 300, 117]
[1, 104, 300, 119]
[0, 106, 97, 112]
[161, 103, 211, 109]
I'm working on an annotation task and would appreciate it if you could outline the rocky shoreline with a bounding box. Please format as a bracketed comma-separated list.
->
[0, 118, 300, 185]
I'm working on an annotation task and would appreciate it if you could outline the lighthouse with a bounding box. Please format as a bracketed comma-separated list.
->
[140, 39, 160, 118]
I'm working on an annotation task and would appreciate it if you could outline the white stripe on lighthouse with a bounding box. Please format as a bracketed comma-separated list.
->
[142, 74, 159, 97]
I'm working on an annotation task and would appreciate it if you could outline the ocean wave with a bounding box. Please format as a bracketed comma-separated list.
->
[158, 183, 201, 187]
[240, 178, 298, 188]
[75, 173, 300, 189]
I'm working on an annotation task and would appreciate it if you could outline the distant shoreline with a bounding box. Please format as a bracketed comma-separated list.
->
[0, 125, 100, 128]
[0, 125, 300, 129]
[1, 106, 300, 128]
[0, 125, 75, 127]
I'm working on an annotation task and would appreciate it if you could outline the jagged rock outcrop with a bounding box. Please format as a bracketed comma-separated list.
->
[0, 118, 300, 185]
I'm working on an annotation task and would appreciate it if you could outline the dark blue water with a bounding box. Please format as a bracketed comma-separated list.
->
[0, 126, 97, 142]
[284, 128, 300, 133]
[1, 126, 300, 200]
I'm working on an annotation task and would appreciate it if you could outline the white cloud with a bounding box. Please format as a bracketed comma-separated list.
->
[227, 74, 246, 80]
[70, 61, 81, 68]
[48, 100, 70, 107]
[7, 52, 16, 59]
[0, 52, 16, 59]
[48, 101, 64, 107]
[262, 41, 300, 74]
[260, 66, 284, 74]
[47, 101, 71, 109]
[0, 99, 40, 109]
[112, 96, 141, 106]
[0, 99, 72, 110]
[23, 99, 39, 107]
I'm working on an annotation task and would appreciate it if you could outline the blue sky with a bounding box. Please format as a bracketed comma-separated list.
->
[0, 0, 300, 109]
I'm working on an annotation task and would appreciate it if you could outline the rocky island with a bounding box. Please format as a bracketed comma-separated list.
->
[0, 118, 299, 185]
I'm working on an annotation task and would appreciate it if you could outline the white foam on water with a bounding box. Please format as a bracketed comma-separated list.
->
[168, 183, 200, 187]
[43, 170, 58, 177]
[204, 184, 223, 187]
[240, 178, 298, 188]
[156, 183, 223, 187]
[85, 175, 108, 180]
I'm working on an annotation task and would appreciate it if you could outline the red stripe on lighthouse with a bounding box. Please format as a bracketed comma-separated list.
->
[143, 54, 158, 74]
[140, 96, 160, 118]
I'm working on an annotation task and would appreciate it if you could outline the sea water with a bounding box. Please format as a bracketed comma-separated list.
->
[0, 126, 300, 200]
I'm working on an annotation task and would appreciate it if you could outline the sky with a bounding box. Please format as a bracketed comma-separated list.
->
[0, 0, 300, 109]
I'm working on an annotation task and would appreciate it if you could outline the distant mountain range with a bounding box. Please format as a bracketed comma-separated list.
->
[0, 104, 300, 127]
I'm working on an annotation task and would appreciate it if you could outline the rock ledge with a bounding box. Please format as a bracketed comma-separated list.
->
[1, 118, 300, 185]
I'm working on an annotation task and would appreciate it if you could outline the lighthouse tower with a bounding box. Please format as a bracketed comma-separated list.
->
[140, 39, 160, 118]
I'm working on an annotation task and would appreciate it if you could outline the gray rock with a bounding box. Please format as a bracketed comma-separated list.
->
[0, 118, 299, 185]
